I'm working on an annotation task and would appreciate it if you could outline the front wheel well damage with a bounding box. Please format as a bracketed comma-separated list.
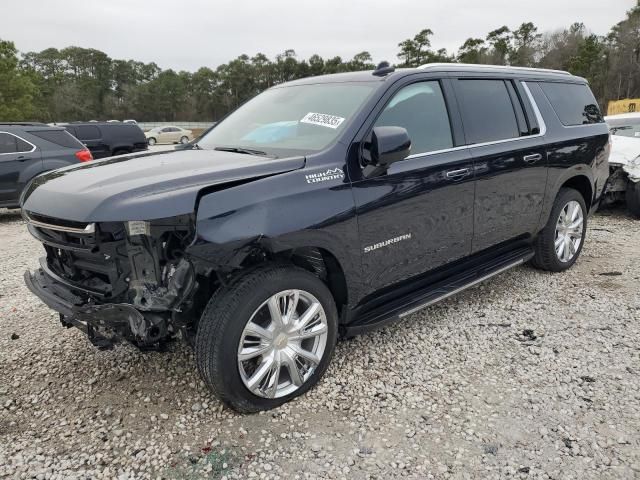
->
[192, 246, 349, 329]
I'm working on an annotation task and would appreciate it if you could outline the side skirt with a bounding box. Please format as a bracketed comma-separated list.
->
[343, 246, 534, 336]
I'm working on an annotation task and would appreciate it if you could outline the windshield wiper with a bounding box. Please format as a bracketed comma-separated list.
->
[214, 146, 270, 157]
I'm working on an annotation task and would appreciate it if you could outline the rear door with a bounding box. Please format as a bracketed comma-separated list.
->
[351, 77, 475, 292]
[0, 131, 41, 206]
[452, 77, 548, 252]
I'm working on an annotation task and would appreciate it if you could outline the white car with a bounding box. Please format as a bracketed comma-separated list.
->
[145, 126, 193, 145]
[604, 113, 640, 216]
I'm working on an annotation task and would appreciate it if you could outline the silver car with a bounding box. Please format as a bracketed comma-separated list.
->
[145, 126, 193, 145]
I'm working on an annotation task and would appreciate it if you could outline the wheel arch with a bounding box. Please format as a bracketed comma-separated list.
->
[560, 174, 593, 211]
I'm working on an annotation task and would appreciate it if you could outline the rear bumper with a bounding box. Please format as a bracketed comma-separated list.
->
[24, 268, 149, 346]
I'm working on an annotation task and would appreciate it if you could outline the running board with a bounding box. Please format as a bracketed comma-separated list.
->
[344, 247, 533, 336]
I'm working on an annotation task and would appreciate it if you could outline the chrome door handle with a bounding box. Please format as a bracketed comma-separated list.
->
[523, 153, 543, 164]
[446, 168, 471, 180]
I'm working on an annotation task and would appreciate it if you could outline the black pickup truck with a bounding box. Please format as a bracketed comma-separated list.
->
[22, 63, 610, 412]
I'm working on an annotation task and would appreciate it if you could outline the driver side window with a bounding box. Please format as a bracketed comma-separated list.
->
[375, 81, 453, 156]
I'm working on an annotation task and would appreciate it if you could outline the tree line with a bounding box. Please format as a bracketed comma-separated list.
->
[1, 2, 639, 123]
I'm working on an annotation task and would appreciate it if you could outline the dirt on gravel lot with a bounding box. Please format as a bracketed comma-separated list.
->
[0, 207, 638, 480]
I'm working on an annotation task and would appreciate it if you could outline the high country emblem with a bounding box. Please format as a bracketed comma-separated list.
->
[364, 233, 412, 253]
[305, 168, 345, 184]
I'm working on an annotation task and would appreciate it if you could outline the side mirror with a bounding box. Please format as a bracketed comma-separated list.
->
[363, 126, 411, 177]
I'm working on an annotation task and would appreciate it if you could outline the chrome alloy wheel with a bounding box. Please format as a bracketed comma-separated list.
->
[555, 200, 584, 262]
[237, 289, 328, 399]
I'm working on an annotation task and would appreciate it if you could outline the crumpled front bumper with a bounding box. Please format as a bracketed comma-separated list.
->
[24, 268, 147, 348]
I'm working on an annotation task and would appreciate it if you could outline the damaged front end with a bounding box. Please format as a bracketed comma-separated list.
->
[24, 212, 197, 349]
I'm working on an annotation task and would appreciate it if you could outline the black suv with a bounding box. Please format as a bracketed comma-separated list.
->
[64, 122, 148, 159]
[22, 64, 610, 412]
[0, 123, 93, 208]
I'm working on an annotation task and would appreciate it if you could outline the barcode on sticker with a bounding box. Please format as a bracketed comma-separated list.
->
[300, 112, 345, 129]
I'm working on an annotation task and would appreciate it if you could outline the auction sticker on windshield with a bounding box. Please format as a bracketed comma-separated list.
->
[300, 112, 345, 129]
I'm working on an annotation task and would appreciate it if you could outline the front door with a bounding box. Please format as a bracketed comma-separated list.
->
[350, 79, 475, 294]
[0, 132, 41, 206]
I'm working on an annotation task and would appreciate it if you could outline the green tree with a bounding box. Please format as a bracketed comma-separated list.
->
[0, 39, 37, 121]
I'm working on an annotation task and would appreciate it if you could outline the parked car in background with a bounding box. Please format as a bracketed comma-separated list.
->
[174, 123, 216, 150]
[0, 123, 92, 208]
[605, 112, 640, 138]
[602, 133, 640, 217]
[145, 126, 193, 145]
[22, 64, 609, 412]
[64, 122, 148, 159]
[123, 119, 138, 125]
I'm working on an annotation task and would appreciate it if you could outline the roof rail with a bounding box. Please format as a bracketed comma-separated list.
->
[0, 122, 48, 126]
[417, 63, 571, 76]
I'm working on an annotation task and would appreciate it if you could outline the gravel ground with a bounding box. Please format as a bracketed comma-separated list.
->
[0, 206, 638, 480]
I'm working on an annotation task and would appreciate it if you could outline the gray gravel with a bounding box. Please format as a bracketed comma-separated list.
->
[0, 206, 639, 479]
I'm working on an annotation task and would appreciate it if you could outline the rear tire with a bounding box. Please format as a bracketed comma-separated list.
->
[195, 264, 338, 413]
[626, 182, 640, 218]
[147, 137, 156, 146]
[531, 188, 587, 272]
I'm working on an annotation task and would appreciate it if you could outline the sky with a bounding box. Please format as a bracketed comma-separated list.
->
[3, 0, 635, 72]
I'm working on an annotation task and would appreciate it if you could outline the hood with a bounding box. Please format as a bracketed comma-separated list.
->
[21, 149, 305, 222]
[609, 135, 640, 167]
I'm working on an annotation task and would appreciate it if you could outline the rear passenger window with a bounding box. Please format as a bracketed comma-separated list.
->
[30, 130, 83, 148]
[374, 81, 453, 155]
[456, 79, 520, 144]
[0, 133, 17, 154]
[540, 82, 603, 125]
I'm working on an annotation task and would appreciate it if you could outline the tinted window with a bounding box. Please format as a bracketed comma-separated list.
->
[16, 136, 33, 152]
[75, 125, 101, 140]
[110, 124, 144, 141]
[30, 130, 84, 148]
[540, 82, 603, 126]
[456, 79, 520, 143]
[374, 81, 453, 155]
[0, 133, 17, 154]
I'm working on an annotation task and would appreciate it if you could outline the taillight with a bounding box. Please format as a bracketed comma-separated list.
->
[75, 149, 93, 162]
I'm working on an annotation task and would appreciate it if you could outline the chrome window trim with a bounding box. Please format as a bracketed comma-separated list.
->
[0, 131, 37, 156]
[404, 80, 547, 161]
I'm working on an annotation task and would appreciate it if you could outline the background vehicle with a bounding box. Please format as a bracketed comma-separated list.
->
[64, 122, 148, 159]
[174, 123, 216, 150]
[145, 126, 193, 145]
[22, 64, 609, 412]
[605, 112, 640, 138]
[602, 131, 640, 216]
[0, 123, 92, 208]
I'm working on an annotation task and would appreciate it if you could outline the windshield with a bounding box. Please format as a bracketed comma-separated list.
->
[197, 82, 377, 157]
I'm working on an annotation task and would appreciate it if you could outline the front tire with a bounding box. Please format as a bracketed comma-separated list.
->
[180, 136, 189, 144]
[626, 182, 640, 218]
[531, 188, 587, 272]
[147, 137, 156, 146]
[195, 264, 338, 413]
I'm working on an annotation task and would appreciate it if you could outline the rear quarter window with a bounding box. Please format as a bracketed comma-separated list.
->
[74, 125, 101, 140]
[109, 124, 145, 141]
[540, 82, 603, 126]
[28, 130, 84, 149]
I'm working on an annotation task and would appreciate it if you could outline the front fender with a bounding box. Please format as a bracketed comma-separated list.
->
[187, 166, 364, 306]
